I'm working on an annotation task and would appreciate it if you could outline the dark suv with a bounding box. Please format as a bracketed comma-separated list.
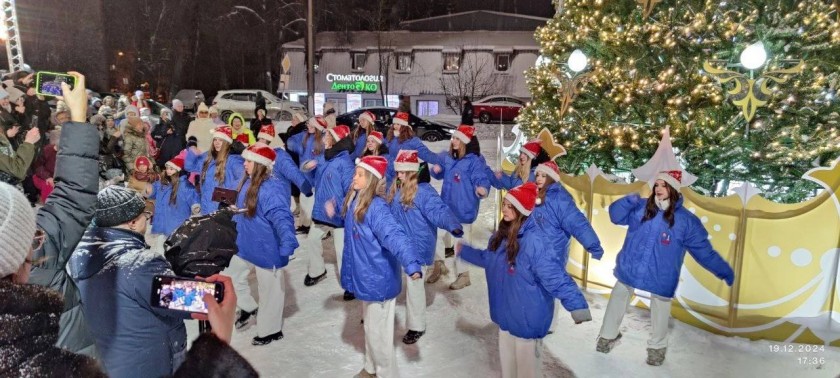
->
[336, 107, 455, 142]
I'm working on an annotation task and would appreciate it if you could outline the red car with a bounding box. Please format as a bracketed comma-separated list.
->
[472, 95, 526, 123]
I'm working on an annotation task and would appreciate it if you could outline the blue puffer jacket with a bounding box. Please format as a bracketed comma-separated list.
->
[68, 227, 189, 378]
[609, 194, 735, 298]
[389, 183, 463, 264]
[461, 217, 590, 339]
[272, 147, 312, 198]
[304, 147, 354, 228]
[532, 183, 604, 263]
[342, 195, 424, 301]
[431, 152, 490, 224]
[150, 176, 199, 236]
[184, 148, 245, 215]
[234, 176, 299, 269]
[287, 131, 322, 164]
[487, 166, 535, 190]
[385, 136, 440, 184]
[351, 130, 367, 160]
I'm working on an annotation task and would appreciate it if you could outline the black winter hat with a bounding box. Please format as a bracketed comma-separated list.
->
[95, 185, 146, 227]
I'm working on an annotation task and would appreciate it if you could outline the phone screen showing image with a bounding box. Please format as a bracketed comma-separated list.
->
[35, 72, 76, 97]
[151, 276, 222, 314]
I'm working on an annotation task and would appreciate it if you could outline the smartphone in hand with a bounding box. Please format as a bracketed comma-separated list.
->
[35, 71, 77, 97]
[150, 275, 224, 314]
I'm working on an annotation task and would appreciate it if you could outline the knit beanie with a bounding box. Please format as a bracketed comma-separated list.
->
[94, 185, 147, 227]
[0, 182, 37, 278]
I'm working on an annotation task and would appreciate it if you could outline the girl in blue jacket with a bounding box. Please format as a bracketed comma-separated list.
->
[286, 116, 327, 234]
[487, 140, 546, 190]
[388, 149, 463, 345]
[184, 126, 245, 215]
[338, 155, 423, 378]
[430, 125, 490, 290]
[351, 110, 376, 159]
[459, 182, 591, 378]
[300, 125, 355, 294]
[596, 171, 735, 366]
[257, 124, 313, 199]
[533, 161, 605, 332]
[227, 144, 299, 346]
[147, 156, 199, 252]
[385, 111, 440, 185]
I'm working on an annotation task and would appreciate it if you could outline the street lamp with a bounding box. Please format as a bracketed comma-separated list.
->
[117, 51, 124, 57]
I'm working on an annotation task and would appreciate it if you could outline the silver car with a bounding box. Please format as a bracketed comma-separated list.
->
[212, 89, 307, 121]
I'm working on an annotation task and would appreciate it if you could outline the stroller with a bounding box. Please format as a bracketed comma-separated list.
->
[164, 207, 244, 332]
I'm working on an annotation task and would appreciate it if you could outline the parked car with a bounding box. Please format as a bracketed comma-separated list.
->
[212, 89, 307, 122]
[336, 107, 455, 142]
[472, 95, 526, 123]
[174, 89, 206, 112]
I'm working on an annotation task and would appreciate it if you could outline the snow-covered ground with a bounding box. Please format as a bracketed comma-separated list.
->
[174, 135, 840, 377]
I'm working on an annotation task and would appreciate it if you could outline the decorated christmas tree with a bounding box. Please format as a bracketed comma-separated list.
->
[518, 0, 840, 202]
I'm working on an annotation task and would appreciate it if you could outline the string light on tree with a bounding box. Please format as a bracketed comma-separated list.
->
[518, 0, 840, 202]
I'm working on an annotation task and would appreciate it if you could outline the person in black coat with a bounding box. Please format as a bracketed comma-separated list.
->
[461, 96, 474, 126]
[171, 100, 191, 144]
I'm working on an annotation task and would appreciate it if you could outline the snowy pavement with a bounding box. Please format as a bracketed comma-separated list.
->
[177, 135, 840, 377]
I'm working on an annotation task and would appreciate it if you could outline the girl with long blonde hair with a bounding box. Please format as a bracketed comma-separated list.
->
[337, 155, 423, 378]
[387, 149, 462, 345]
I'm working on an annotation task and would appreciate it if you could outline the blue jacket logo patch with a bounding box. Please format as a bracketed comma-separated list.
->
[660, 232, 671, 246]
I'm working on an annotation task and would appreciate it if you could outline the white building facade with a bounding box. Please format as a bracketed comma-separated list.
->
[280, 11, 544, 116]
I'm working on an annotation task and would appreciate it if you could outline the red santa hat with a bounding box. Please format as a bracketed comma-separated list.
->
[165, 156, 185, 172]
[359, 111, 376, 125]
[504, 182, 538, 216]
[329, 125, 351, 142]
[535, 161, 561, 183]
[521, 140, 542, 159]
[258, 124, 276, 142]
[368, 130, 384, 144]
[453, 124, 476, 144]
[655, 170, 683, 192]
[394, 149, 420, 172]
[393, 111, 410, 127]
[308, 116, 328, 132]
[357, 155, 387, 180]
[213, 126, 234, 144]
[242, 144, 277, 168]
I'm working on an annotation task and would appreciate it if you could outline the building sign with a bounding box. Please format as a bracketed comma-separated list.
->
[326, 73, 384, 93]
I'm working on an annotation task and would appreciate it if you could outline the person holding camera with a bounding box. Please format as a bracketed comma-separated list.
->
[68, 185, 192, 377]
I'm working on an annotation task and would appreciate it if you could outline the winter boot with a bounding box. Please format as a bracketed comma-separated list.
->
[596, 333, 622, 353]
[235, 309, 258, 331]
[449, 272, 471, 290]
[402, 330, 425, 344]
[425, 260, 448, 284]
[444, 247, 455, 258]
[295, 225, 310, 235]
[304, 270, 327, 286]
[353, 369, 376, 378]
[646, 347, 667, 366]
[251, 330, 284, 346]
[343, 290, 356, 301]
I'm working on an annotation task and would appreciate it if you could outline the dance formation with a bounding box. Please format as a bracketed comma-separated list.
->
[135, 110, 734, 378]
